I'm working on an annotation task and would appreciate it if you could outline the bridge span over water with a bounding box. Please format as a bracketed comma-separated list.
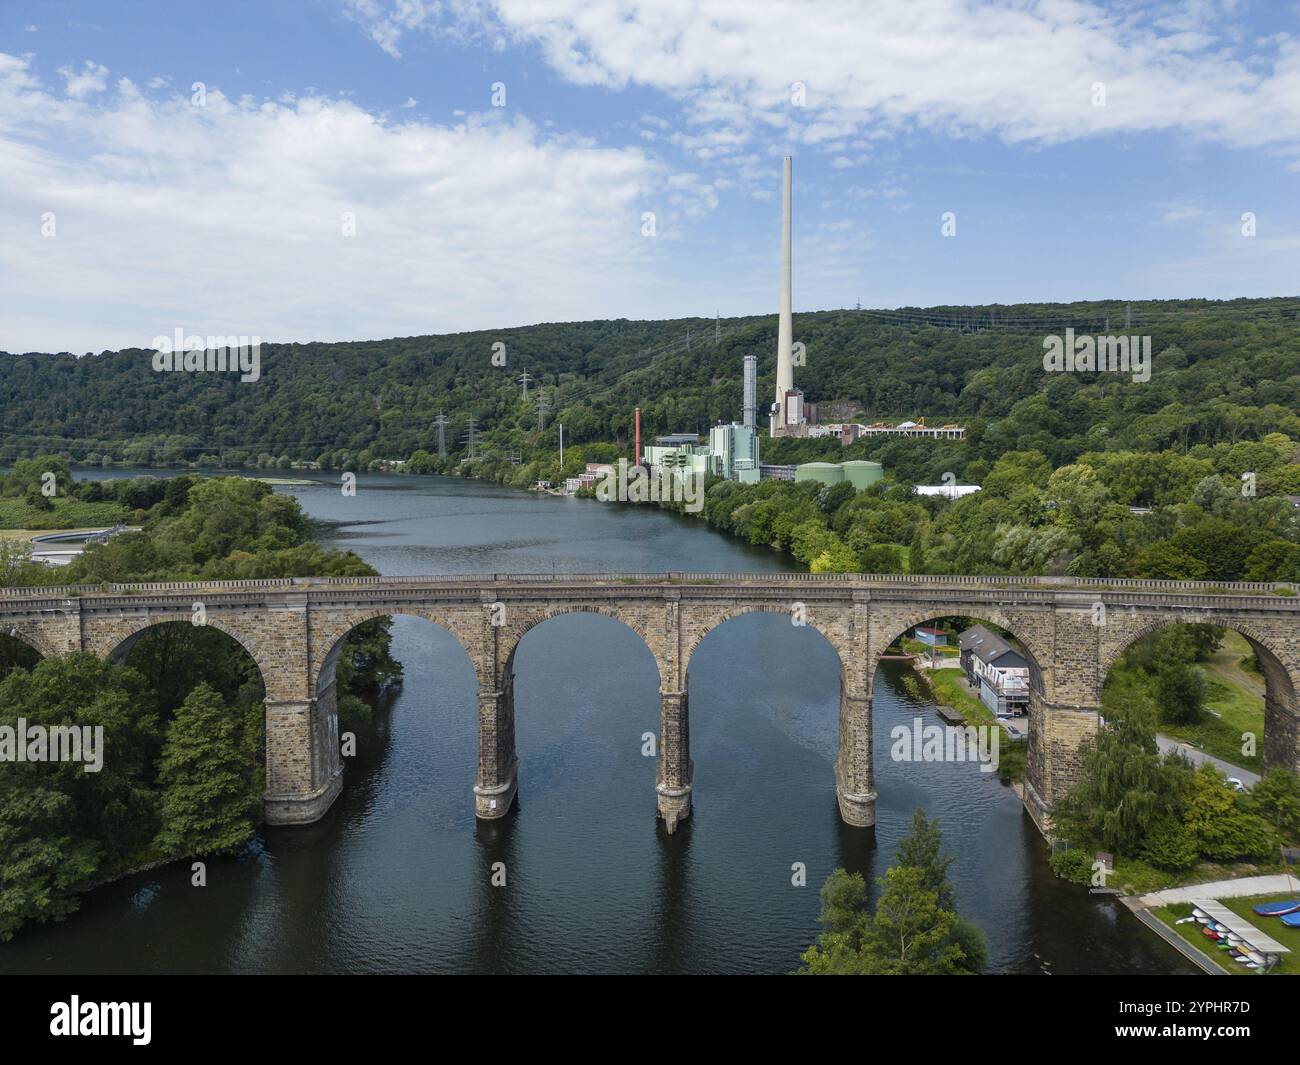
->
[3, 572, 1297, 833]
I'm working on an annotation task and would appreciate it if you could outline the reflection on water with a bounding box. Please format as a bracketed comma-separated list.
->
[0, 471, 1192, 974]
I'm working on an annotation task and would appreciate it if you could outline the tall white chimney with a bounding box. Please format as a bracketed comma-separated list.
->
[774, 155, 794, 427]
[743, 354, 756, 428]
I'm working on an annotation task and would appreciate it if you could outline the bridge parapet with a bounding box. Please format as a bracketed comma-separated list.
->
[0, 571, 1296, 599]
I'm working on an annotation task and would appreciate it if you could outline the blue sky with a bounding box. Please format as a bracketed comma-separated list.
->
[2, 0, 1298, 353]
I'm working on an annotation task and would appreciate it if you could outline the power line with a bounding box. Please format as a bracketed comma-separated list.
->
[461, 414, 479, 460]
[434, 412, 447, 459]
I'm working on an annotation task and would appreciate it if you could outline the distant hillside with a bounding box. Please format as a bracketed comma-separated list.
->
[2, 297, 1298, 478]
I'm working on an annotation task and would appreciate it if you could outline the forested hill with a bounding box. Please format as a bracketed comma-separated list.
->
[2, 297, 1298, 475]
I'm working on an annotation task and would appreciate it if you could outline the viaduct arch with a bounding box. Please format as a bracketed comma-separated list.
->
[0, 572, 1295, 835]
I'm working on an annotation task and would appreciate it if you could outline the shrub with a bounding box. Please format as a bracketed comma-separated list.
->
[1049, 847, 1094, 885]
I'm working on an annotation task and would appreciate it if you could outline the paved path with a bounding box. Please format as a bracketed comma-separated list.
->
[1156, 734, 1259, 786]
[1139, 874, 1300, 908]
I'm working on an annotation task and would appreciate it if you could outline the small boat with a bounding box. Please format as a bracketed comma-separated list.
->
[1281, 912, 1300, 928]
[1253, 900, 1300, 917]
[1245, 950, 1266, 966]
[1175, 916, 1197, 925]
[1202, 927, 1220, 939]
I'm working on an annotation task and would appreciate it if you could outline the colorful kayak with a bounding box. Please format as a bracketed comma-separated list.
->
[1280, 911, 1300, 928]
[1252, 901, 1300, 916]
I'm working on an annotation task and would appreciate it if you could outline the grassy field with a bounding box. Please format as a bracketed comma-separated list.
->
[900, 636, 959, 657]
[922, 668, 992, 726]
[0, 497, 130, 530]
[1161, 633, 1265, 773]
[1155, 895, 1300, 975]
[0, 527, 71, 541]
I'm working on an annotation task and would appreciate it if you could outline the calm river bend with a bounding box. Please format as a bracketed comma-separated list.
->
[0, 471, 1193, 975]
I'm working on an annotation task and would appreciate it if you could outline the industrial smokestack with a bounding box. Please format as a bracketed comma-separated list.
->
[634, 407, 641, 468]
[743, 354, 756, 428]
[774, 155, 794, 426]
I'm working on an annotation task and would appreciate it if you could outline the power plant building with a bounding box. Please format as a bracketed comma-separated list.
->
[642, 440, 709, 477]
[709, 423, 760, 484]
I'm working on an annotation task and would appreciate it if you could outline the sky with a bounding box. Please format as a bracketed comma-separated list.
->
[1, 0, 1298, 354]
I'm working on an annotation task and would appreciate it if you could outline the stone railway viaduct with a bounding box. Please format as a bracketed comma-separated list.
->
[2, 572, 1297, 834]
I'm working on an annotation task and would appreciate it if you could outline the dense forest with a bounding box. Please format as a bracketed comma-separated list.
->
[5, 297, 1297, 583]
[3, 298, 1299, 480]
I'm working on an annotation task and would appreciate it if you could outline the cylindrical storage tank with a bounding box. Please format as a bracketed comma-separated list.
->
[841, 460, 884, 490]
[795, 461, 844, 486]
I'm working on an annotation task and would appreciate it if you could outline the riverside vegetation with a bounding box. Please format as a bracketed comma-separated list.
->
[0, 465, 401, 940]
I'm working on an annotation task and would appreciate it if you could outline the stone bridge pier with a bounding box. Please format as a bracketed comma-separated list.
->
[656, 690, 692, 831]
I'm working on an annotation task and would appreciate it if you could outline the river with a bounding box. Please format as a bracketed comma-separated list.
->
[0, 470, 1192, 974]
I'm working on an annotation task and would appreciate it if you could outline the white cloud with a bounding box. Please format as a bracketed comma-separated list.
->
[1159, 200, 1208, 225]
[0, 53, 713, 353]
[58, 59, 109, 99]
[343, 0, 1300, 162]
[341, 0, 447, 58]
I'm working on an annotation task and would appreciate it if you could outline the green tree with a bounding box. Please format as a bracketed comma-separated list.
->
[155, 683, 261, 857]
[908, 525, 928, 574]
[798, 809, 984, 975]
[1154, 662, 1206, 725]
[0, 653, 159, 938]
[1053, 700, 1171, 854]
[866, 866, 969, 975]
[1244, 770, 1300, 839]
[894, 808, 955, 909]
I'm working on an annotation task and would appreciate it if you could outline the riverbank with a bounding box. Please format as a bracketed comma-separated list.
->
[1129, 881, 1300, 975]
[908, 661, 1029, 785]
